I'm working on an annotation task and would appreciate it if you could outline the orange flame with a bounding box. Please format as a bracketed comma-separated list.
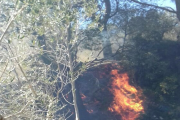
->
[81, 93, 87, 100]
[108, 70, 144, 120]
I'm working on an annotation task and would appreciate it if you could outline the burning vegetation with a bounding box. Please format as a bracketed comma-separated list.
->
[108, 69, 144, 120]
[78, 64, 144, 120]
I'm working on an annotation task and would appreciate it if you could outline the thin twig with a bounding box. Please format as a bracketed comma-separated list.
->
[7, 44, 37, 97]
[5, 101, 31, 119]
[61, 92, 74, 105]
[0, 5, 27, 45]
[0, 60, 8, 81]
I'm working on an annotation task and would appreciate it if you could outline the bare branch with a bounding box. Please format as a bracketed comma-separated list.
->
[130, 0, 177, 13]
[0, 5, 27, 45]
[110, 0, 119, 18]
[5, 101, 31, 119]
[0, 60, 8, 81]
[7, 44, 37, 97]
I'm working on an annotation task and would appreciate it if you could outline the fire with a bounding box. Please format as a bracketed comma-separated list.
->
[108, 70, 144, 120]
[80, 93, 87, 100]
[87, 109, 94, 113]
[80, 93, 98, 114]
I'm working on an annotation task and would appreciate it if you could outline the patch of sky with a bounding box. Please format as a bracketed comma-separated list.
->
[157, 0, 176, 10]
[143, 0, 176, 10]
[79, 0, 177, 30]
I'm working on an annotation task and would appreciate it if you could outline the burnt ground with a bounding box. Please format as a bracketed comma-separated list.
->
[75, 64, 123, 120]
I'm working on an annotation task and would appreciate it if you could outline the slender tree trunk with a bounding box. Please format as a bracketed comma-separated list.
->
[46, 99, 53, 120]
[75, 81, 91, 120]
[71, 81, 79, 120]
[102, 0, 112, 59]
[175, 0, 180, 21]
[67, 24, 80, 120]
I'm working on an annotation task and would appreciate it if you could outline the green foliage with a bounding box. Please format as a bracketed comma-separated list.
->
[1, 0, 180, 119]
[128, 9, 175, 40]
[119, 35, 180, 119]
[0, 0, 100, 119]
[160, 76, 178, 94]
[112, 7, 180, 119]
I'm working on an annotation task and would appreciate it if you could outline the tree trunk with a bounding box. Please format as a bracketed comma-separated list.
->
[71, 82, 80, 120]
[175, 0, 180, 21]
[75, 81, 91, 120]
[102, 0, 112, 59]
[67, 24, 80, 120]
